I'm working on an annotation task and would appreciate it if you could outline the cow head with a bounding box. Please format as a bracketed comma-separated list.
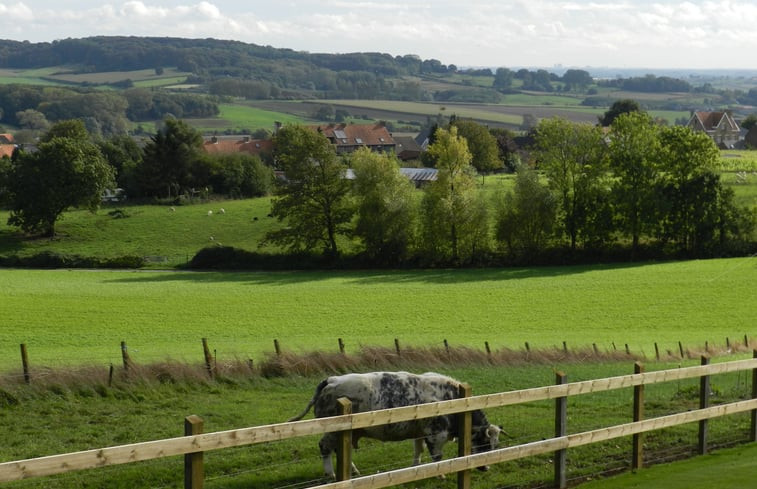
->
[472, 424, 501, 472]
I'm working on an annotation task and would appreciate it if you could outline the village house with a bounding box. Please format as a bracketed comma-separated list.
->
[312, 122, 396, 154]
[0, 133, 17, 159]
[202, 135, 273, 157]
[686, 111, 741, 148]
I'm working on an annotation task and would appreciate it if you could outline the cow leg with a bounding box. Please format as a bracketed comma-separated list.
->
[413, 438, 424, 465]
[319, 434, 337, 478]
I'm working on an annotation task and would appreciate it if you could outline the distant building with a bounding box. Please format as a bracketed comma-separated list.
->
[312, 123, 396, 154]
[0, 133, 17, 158]
[344, 167, 437, 187]
[392, 135, 423, 161]
[202, 135, 273, 157]
[687, 111, 741, 148]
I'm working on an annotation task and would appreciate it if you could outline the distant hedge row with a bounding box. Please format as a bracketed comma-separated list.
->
[0, 252, 144, 269]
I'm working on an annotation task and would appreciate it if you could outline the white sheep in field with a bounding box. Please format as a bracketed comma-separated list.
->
[207, 210, 213, 216]
[169, 207, 176, 212]
[219, 208, 225, 214]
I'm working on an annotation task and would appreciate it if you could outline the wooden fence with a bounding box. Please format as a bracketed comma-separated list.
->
[2, 354, 757, 489]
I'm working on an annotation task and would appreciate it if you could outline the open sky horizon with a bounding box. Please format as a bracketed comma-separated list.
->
[2, 1, 757, 71]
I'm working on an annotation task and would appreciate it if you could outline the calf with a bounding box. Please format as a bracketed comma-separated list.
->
[288, 371, 501, 478]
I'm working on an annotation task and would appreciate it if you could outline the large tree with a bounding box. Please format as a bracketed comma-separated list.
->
[264, 124, 353, 257]
[609, 111, 662, 254]
[6, 121, 114, 236]
[534, 117, 610, 250]
[450, 119, 502, 174]
[351, 148, 417, 264]
[657, 125, 721, 252]
[600, 99, 641, 126]
[495, 165, 556, 258]
[421, 126, 489, 263]
[139, 118, 205, 198]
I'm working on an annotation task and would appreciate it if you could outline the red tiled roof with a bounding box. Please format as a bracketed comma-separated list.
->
[0, 133, 14, 144]
[312, 123, 395, 147]
[692, 111, 739, 131]
[0, 144, 16, 158]
[203, 137, 273, 156]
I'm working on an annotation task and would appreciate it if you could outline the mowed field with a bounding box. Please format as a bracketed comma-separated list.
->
[0, 257, 754, 372]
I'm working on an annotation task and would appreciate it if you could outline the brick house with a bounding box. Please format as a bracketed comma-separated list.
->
[312, 123, 396, 154]
[686, 111, 741, 148]
[202, 136, 273, 157]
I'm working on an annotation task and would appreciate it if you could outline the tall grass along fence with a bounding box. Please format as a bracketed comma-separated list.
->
[1, 354, 757, 489]
[10, 334, 755, 383]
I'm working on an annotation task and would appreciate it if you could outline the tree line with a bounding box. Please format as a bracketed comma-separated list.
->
[264, 118, 755, 267]
[0, 85, 219, 140]
[1, 115, 754, 266]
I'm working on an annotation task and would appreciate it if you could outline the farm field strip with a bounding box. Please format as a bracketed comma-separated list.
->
[0, 258, 754, 373]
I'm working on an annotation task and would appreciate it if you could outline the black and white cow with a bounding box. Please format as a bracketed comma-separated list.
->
[288, 371, 501, 478]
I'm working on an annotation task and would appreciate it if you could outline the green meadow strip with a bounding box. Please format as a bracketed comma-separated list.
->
[1, 257, 754, 372]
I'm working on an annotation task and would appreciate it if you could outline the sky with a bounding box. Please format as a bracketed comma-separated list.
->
[1, 1, 757, 70]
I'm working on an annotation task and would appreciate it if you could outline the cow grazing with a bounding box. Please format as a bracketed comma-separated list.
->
[288, 371, 501, 478]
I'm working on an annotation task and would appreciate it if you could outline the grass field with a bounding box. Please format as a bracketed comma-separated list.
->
[0, 357, 753, 489]
[0, 257, 754, 372]
[0, 198, 278, 266]
[579, 442, 757, 489]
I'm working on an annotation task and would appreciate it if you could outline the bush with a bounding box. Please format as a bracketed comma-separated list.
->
[0, 252, 145, 269]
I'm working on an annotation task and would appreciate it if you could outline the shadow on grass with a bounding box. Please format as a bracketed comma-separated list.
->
[103, 261, 652, 286]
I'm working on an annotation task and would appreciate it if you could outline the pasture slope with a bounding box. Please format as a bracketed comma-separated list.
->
[578, 442, 757, 488]
[0, 257, 754, 372]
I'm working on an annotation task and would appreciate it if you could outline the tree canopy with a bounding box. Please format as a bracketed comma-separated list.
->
[265, 124, 353, 257]
[5, 120, 115, 236]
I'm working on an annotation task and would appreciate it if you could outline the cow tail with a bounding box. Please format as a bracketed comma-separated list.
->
[288, 379, 328, 422]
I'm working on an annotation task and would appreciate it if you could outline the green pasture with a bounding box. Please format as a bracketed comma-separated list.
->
[188, 103, 307, 132]
[0, 356, 753, 489]
[719, 150, 757, 172]
[579, 442, 757, 489]
[216, 104, 305, 130]
[0, 198, 277, 266]
[499, 92, 585, 106]
[0, 257, 754, 372]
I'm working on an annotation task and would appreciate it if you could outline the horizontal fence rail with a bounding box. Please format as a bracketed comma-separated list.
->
[1, 356, 757, 486]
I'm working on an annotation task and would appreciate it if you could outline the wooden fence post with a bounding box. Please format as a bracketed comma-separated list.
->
[632, 362, 645, 470]
[485, 341, 491, 357]
[554, 372, 568, 489]
[335, 398, 353, 482]
[654, 343, 660, 360]
[120, 341, 131, 371]
[201, 338, 213, 379]
[444, 339, 450, 356]
[699, 356, 711, 455]
[19, 344, 30, 385]
[184, 415, 204, 489]
[394, 338, 401, 356]
[274, 339, 281, 356]
[457, 383, 472, 489]
[338, 338, 345, 354]
[751, 350, 757, 442]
